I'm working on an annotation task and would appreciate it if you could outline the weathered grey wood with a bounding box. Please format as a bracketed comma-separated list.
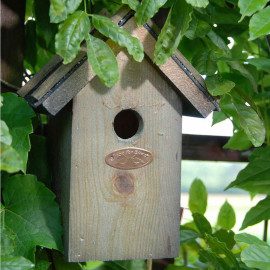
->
[18, 55, 63, 97]
[18, 7, 217, 118]
[119, 17, 217, 118]
[56, 50, 182, 262]
[32, 50, 87, 101]
[48, 103, 73, 253]
[17, 8, 127, 114]
[42, 40, 122, 115]
[146, 20, 206, 88]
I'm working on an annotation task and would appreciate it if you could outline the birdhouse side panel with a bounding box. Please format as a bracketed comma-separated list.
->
[48, 103, 73, 250]
[67, 51, 182, 262]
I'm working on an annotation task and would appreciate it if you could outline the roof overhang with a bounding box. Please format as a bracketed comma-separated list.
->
[18, 7, 219, 117]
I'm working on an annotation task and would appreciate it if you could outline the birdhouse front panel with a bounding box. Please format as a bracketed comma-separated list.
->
[50, 50, 182, 262]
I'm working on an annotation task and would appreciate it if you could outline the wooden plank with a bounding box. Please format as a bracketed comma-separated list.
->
[31, 49, 87, 101]
[67, 50, 182, 261]
[48, 103, 73, 255]
[19, 7, 217, 118]
[182, 134, 249, 162]
[41, 40, 122, 115]
[119, 17, 217, 118]
[17, 7, 129, 109]
[26, 7, 129, 103]
[18, 55, 63, 97]
[146, 20, 206, 88]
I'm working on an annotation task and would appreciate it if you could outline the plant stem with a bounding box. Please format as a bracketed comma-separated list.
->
[84, 0, 87, 13]
[183, 248, 188, 266]
[146, 259, 152, 270]
[263, 220, 268, 242]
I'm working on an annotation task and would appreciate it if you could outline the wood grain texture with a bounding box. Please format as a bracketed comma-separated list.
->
[119, 17, 216, 118]
[17, 8, 127, 110]
[64, 50, 182, 261]
[48, 103, 73, 253]
[18, 55, 63, 97]
[146, 19, 206, 88]
[42, 40, 122, 115]
[18, 7, 216, 118]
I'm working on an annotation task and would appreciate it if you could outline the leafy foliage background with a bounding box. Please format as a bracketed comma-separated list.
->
[1, 0, 270, 269]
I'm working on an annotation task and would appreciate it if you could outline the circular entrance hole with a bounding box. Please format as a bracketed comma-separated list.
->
[113, 109, 143, 139]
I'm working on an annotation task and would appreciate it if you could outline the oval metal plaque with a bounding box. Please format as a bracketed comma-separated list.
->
[105, 147, 153, 170]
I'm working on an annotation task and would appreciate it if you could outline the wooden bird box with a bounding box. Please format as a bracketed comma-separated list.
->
[18, 8, 219, 262]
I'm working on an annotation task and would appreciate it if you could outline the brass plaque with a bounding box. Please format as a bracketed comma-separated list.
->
[105, 147, 153, 170]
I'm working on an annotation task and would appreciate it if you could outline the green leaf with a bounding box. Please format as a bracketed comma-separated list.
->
[49, 0, 67, 23]
[180, 227, 200, 244]
[249, 146, 270, 161]
[166, 266, 199, 270]
[66, 0, 83, 14]
[86, 35, 119, 87]
[249, 6, 270, 40]
[212, 111, 227, 126]
[223, 130, 253, 151]
[50, 0, 82, 23]
[34, 247, 51, 270]
[217, 201, 236, 230]
[92, 14, 144, 62]
[101, 0, 123, 16]
[193, 213, 212, 235]
[207, 30, 230, 56]
[122, 0, 139, 10]
[178, 36, 207, 62]
[185, 0, 209, 8]
[49, 0, 65, 17]
[154, 0, 192, 65]
[24, 18, 56, 74]
[205, 75, 235, 96]
[240, 196, 270, 230]
[1, 174, 63, 261]
[35, 0, 58, 49]
[225, 153, 270, 194]
[219, 94, 239, 122]
[241, 244, 270, 270]
[103, 260, 146, 270]
[226, 60, 257, 93]
[247, 57, 270, 71]
[134, 0, 167, 26]
[35, 260, 51, 270]
[233, 101, 265, 147]
[0, 120, 12, 145]
[0, 143, 23, 173]
[25, 0, 34, 20]
[1, 256, 34, 270]
[192, 50, 217, 75]
[189, 179, 207, 215]
[82, 261, 104, 269]
[55, 11, 90, 64]
[235, 233, 269, 247]
[185, 15, 211, 40]
[27, 135, 52, 187]
[204, 235, 240, 269]
[238, 0, 268, 21]
[1, 93, 35, 172]
[51, 250, 81, 270]
[213, 229, 235, 250]
[1, 225, 16, 256]
[199, 249, 231, 270]
[221, 72, 255, 98]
